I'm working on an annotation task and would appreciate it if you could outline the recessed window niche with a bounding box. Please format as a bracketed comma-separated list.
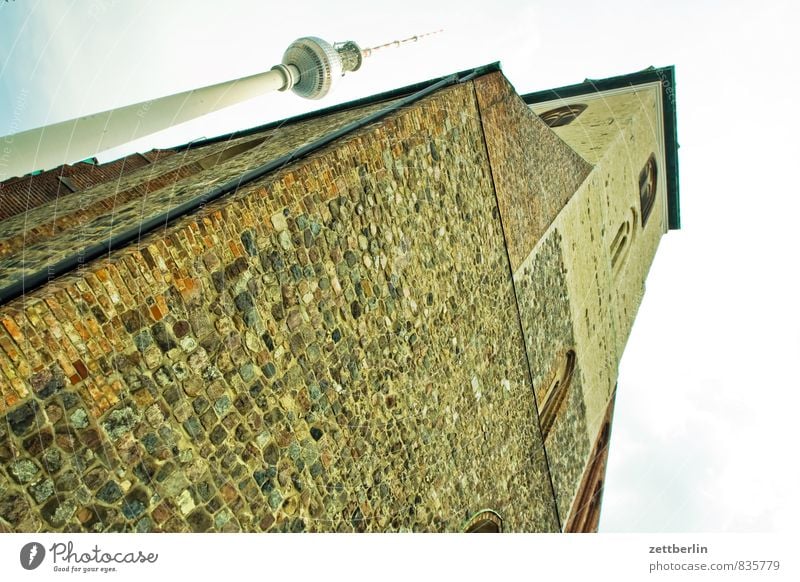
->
[539, 349, 576, 439]
[638, 153, 658, 227]
[464, 509, 503, 533]
[197, 137, 266, 170]
[610, 208, 638, 278]
[539, 104, 588, 128]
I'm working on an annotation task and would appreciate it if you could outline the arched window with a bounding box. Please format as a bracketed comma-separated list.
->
[464, 509, 503, 533]
[610, 208, 638, 278]
[565, 402, 615, 532]
[539, 104, 588, 128]
[639, 153, 658, 227]
[539, 349, 576, 439]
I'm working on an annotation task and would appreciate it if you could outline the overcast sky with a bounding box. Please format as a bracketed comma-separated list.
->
[1, 0, 798, 533]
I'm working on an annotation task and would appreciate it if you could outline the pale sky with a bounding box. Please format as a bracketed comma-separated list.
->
[1, 0, 798, 533]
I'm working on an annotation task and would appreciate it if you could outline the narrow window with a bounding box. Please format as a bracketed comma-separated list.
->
[610, 219, 631, 272]
[565, 419, 612, 532]
[539, 350, 576, 439]
[464, 509, 503, 533]
[197, 137, 266, 169]
[639, 153, 658, 227]
[610, 208, 638, 278]
[539, 104, 588, 128]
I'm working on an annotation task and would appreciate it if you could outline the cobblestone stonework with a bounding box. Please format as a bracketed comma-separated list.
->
[0, 67, 674, 533]
[514, 229, 589, 522]
[0, 81, 560, 532]
[474, 73, 592, 271]
[0, 99, 395, 283]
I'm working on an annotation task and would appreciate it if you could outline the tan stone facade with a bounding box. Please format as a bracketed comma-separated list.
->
[0, 67, 677, 532]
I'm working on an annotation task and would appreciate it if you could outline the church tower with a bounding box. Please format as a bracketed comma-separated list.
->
[0, 62, 678, 532]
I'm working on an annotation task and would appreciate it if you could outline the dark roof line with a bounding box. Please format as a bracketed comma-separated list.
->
[175, 63, 503, 151]
[521, 66, 681, 230]
[0, 63, 501, 306]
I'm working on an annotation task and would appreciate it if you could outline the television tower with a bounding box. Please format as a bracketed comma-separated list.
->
[0, 31, 443, 181]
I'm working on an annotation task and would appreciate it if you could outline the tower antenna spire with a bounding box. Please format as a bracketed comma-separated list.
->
[361, 29, 444, 59]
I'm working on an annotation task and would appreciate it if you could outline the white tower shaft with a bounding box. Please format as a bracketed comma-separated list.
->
[0, 66, 299, 181]
[0, 31, 443, 181]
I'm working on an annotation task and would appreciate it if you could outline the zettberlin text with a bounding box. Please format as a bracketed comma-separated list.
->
[649, 543, 708, 554]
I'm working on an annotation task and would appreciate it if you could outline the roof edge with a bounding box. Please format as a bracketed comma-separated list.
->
[176, 62, 503, 151]
[0, 64, 501, 306]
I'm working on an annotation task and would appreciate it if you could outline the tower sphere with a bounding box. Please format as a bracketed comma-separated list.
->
[282, 37, 343, 100]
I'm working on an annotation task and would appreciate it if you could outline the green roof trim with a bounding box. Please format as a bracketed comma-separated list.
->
[175, 63, 503, 151]
[521, 66, 681, 230]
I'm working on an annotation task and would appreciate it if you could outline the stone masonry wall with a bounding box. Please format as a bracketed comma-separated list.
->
[0, 99, 394, 276]
[473, 72, 591, 272]
[0, 81, 559, 532]
[513, 228, 589, 523]
[474, 72, 595, 526]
